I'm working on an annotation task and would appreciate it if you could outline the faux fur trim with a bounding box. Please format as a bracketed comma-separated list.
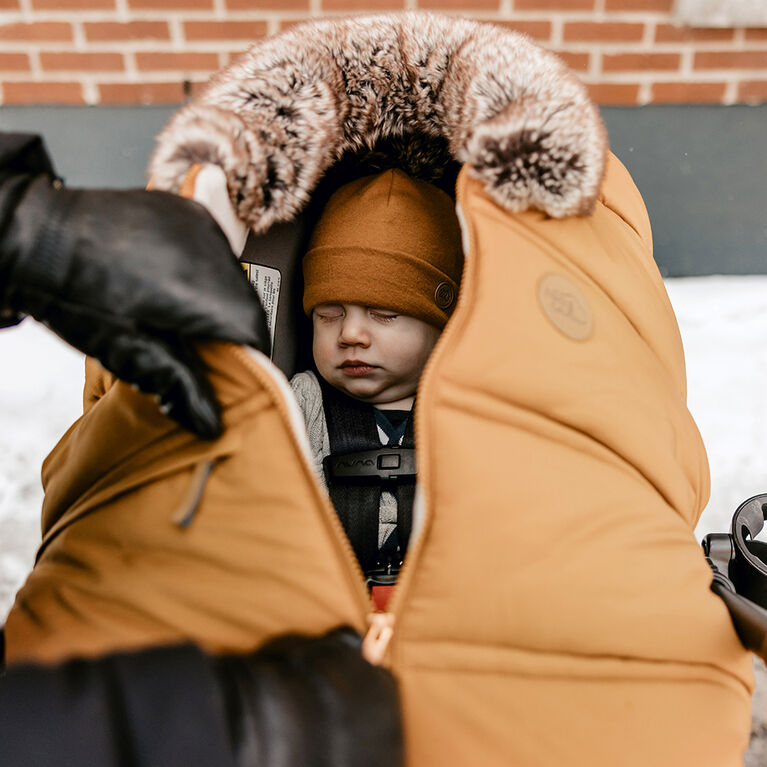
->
[149, 12, 608, 232]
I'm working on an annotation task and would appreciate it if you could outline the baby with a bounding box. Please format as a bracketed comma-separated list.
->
[291, 169, 463, 596]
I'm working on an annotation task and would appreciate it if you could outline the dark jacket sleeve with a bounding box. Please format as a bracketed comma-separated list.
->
[0, 629, 403, 767]
[0, 644, 236, 767]
[0, 133, 58, 327]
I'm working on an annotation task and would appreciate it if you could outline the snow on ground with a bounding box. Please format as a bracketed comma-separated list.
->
[667, 277, 767, 539]
[0, 319, 84, 618]
[1, 276, 767, 615]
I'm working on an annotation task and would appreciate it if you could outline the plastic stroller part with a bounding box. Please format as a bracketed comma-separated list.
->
[702, 493, 767, 661]
[709, 579, 767, 661]
[731, 494, 767, 603]
[239, 219, 309, 378]
[704, 494, 767, 604]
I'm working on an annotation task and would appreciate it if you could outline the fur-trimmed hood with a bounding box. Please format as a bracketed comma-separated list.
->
[149, 12, 608, 233]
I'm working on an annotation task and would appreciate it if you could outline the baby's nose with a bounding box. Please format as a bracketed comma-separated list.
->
[339, 317, 370, 346]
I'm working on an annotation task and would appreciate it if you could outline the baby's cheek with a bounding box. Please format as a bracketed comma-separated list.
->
[311, 340, 330, 382]
[312, 331, 327, 365]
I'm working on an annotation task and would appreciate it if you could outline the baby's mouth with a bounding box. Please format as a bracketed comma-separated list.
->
[340, 360, 376, 377]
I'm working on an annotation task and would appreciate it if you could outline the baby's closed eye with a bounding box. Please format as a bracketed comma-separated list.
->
[369, 310, 398, 323]
[314, 304, 344, 321]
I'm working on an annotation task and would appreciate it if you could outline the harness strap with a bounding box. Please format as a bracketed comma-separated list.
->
[375, 408, 408, 446]
[375, 408, 414, 557]
[319, 377, 414, 574]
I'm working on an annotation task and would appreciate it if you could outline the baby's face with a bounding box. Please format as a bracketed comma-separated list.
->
[312, 303, 441, 408]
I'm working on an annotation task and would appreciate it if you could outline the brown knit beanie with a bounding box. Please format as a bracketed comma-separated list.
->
[303, 169, 463, 329]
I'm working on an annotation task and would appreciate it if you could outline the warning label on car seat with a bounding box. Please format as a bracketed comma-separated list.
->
[242, 263, 281, 353]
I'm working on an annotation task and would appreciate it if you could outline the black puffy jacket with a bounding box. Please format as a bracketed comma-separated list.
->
[0, 628, 402, 767]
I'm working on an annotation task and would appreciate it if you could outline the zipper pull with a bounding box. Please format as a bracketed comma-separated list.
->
[362, 612, 395, 665]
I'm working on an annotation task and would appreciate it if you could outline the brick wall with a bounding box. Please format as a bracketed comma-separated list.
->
[0, 0, 765, 106]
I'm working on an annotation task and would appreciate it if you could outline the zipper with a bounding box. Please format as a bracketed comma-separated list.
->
[229, 345, 373, 618]
[372, 169, 477, 645]
[232, 345, 402, 662]
[193, 173, 387, 652]
[362, 612, 395, 665]
[231, 171, 477, 665]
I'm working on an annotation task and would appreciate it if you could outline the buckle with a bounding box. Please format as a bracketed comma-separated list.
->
[323, 448, 416, 483]
[365, 566, 401, 588]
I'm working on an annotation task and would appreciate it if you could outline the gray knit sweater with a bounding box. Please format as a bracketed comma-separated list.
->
[289, 370, 398, 550]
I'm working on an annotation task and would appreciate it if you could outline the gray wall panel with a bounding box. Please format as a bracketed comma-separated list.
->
[603, 106, 767, 276]
[0, 104, 764, 276]
[0, 106, 175, 189]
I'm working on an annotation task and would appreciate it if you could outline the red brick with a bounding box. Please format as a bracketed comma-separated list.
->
[493, 21, 552, 41]
[603, 52, 680, 71]
[0, 22, 73, 41]
[655, 24, 734, 43]
[515, 0, 592, 8]
[3, 81, 84, 104]
[555, 51, 590, 72]
[0, 0, 20, 8]
[84, 21, 170, 41]
[738, 81, 767, 103]
[604, 0, 671, 9]
[98, 81, 188, 105]
[695, 51, 767, 70]
[585, 82, 640, 105]
[136, 52, 220, 71]
[745, 29, 767, 41]
[651, 81, 726, 103]
[227, 0, 307, 7]
[563, 22, 644, 42]
[224, 49, 251, 63]
[322, 0, 403, 7]
[417, 0, 497, 8]
[0, 52, 30, 70]
[277, 19, 312, 32]
[183, 20, 268, 40]
[40, 51, 124, 71]
[129, 0, 212, 8]
[31, 0, 114, 8]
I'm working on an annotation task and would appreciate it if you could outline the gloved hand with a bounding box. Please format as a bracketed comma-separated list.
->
[0, 174, 269, 439]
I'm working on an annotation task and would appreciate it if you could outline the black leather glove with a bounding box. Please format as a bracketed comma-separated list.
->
[0, 628, 403, 767]
[0, 172, 269, 439]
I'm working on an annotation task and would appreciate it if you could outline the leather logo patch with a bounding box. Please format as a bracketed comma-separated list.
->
[537, 273, 593, 341]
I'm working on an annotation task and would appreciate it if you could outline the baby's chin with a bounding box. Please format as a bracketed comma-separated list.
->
[335, 379, 387, 402]
[329, 376, 412, 405]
